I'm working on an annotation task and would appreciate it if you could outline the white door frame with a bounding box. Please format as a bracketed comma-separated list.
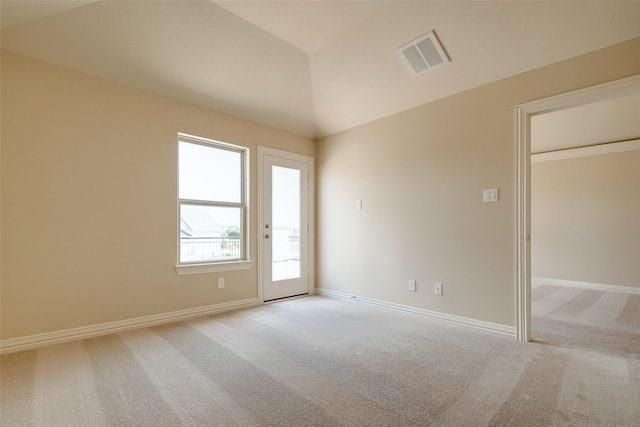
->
[514, 74, 640, 342]
[257, 146, 315, 303]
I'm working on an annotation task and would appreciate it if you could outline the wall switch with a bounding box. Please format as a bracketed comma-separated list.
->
[408, 280, 416, 292]
[434, 282, 442, 295]
[356, 200, 363, 210]
[217, 278, 224, 289]
[483, 188, 498, 202]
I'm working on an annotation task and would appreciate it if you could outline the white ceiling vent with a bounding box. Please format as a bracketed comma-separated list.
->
[398, 30, 449, 75]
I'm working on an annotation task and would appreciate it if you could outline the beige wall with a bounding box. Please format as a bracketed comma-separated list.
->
[532, 151, 640, 288]
[3, 37, 640, 341]
[316, 37, 640, 327]
[1, 51, 315, 340]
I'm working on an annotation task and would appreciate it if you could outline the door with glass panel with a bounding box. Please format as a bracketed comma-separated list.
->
[261, 150, 311, 301]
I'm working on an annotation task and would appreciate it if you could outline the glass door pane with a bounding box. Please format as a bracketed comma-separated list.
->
[272, 165, 301, 281]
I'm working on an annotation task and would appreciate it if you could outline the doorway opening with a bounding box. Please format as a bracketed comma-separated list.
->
[515, 75, 640, 342]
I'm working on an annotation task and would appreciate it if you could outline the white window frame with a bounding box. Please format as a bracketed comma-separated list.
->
[175, 133, 252, 275]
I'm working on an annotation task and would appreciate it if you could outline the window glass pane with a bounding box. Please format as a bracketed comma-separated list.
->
[272, 166, 301, 281]
[180, 205, 242, 263]
[179, 141, 241, 203]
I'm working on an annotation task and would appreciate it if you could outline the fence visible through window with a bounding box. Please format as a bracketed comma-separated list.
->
[288, 234, 300, 260]
[180, 237, 241, 263]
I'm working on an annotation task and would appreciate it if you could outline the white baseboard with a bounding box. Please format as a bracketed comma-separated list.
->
[532, 277, 640, 295]
[317, 288, 515, 337]
[0, 298, 259, 355]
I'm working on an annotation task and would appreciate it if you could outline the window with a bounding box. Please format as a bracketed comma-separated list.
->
[177, 134, 248, 270]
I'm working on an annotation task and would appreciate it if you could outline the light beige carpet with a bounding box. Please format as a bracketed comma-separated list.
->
[1, 288, 639, 426]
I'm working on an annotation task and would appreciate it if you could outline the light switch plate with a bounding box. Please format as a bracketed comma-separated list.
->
[483, 188, 498, 202]
[434, 282, 442, 295]
[356, 200, 363, 210]
[408, 280, 416, 292]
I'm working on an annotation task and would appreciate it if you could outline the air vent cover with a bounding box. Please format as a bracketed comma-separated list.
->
[398, 30, 449, 75]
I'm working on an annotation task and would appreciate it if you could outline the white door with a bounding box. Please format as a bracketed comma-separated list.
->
[259, 148, 313, 302]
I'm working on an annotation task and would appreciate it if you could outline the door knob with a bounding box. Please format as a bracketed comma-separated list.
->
[265, 234, 271, 239]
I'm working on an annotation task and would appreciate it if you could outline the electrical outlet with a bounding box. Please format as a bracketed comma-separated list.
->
[434, 282, 442, 295]
[408, 280, 416, 292]
[218, 277, 224, 289]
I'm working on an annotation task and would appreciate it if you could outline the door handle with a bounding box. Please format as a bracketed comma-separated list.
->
[264, 234, 271, 239]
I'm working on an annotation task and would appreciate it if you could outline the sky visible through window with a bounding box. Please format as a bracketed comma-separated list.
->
[179, 141, 241, 228]
[272, 165, 300, 229]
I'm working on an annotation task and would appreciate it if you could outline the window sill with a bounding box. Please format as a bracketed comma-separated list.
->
[175, 261, 253, 276]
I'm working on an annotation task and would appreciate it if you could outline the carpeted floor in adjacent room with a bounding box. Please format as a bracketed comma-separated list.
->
[1, 285, 639, 426]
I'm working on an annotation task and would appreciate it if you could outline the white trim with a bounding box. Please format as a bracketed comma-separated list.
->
[515, 74, 640, 343]
[518, 75, 640, 115]
[258, 146, 316, 165]
[175, 260, 253, 275]
[177, 133, 250, 269]
[257, 147, 315, 304]
[531, 139, 640, 163]
[317, 288, 515, 337]
[532, 277, 640, 295]
[257, 147, 265, 303]
[515, 104, 531, 342]
[0, 298, 259, 355]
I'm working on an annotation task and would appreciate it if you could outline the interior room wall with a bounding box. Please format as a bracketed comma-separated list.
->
[1, 51, 315, 341]
[531, 150, 640, 288]
[316, 37, 640, 328]
[3, 37, 640, 342]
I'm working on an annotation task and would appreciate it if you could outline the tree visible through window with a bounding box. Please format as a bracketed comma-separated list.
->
[178, 134, 247, 264]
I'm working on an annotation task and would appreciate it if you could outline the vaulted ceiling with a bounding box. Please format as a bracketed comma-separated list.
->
[2, 1, 640, 139]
